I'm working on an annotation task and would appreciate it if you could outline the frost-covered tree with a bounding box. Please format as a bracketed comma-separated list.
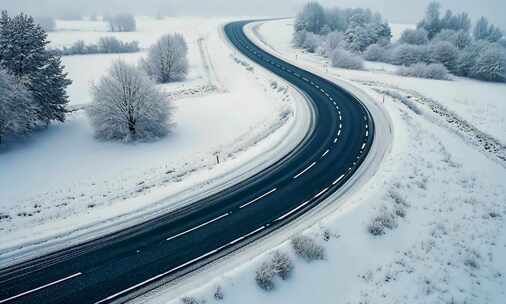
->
[0, 11, 71, 125]
[344, 21, 391, 52]
[433, 29, 471, 49]
[34, 16, 56, 32]
[106, 14, 136, 32]
[399, 28, 429, 45]
[0, 69, 35, 144]
[429, 41, 459, 73]
[470, 46, 506, 82]
[322, 31, 343, 56]
[141, 33, 188, 83]
[473, 17, 490, 41]
[330, 48, 363, 70]
[87, 60, 172, 142]
[294, 2, 326, 34]
[456, 41, 490, 77]
[292, 30, 307, 48]
[324, 8, 347, 32]
[417, 1, 442, 39]
[301, 32, 322, 53]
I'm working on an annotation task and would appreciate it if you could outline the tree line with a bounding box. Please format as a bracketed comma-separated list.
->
[293, 1, 506, 82]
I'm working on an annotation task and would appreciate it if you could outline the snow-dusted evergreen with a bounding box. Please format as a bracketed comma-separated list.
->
[106, 14, 136, 32]
[141, 33, 189, 83]
[87, 60, 172, 142]
[0, 69, 35, 144]
[0, 11, 71, 127]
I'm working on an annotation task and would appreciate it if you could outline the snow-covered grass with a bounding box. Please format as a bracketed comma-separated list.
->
[134, 18, 506, 304]
[0, 17, 303, 260]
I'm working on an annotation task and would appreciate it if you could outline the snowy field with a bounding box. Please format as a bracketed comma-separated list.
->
[0, 17, 301, 259]
[135, 19, 506, 304]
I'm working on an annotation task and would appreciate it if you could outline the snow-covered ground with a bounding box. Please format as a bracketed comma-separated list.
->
[0, 17, 307, 263]
[136, 18, 506, 304]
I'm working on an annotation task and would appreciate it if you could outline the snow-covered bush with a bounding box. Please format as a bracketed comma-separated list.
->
[368, 212, 398, 236]
[292, 30, 307, 48]
[428, 41, 459, 73]
[389, 44, 430, 66]
[106, 14, 136, 32]
[141, 33, 189, 83]
[181, 297, 202, 304]
[271, 251, 294, 280]
[213, 285, 224, 301]
[330, 48, 363, 70]
[34, 16, 56, 32]
[399, 28, 429, 45]
[0, 69, 35, 144]
[470, 46, 506, 82]
[397, 63, 450, 80]
[87, 60, 172, 142]
[363, 43, 388, 62]
[255, 261, 276, 291]
[291, 235, 325, 262]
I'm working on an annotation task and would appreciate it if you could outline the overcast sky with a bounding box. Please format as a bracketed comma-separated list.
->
[1, 0, 505, 29]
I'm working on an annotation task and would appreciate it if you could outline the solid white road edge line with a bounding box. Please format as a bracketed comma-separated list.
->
[313, 187, 329, 199]
[275, 201, 310, 221]
[239, 188, 277, 209]
[228, 226, 266, 245]
[166, 213, 229, 241]
[0, 272, 83, 304]
[293, 162, 316, 179]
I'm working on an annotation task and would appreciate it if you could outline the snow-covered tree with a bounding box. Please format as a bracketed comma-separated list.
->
[456, 41, 490, 76]
[106, 14, 136, 32]
[433, 29, 471, 49]
[87, 60, 172, 142]
[0, 69, 35, 144]
[0, 11, 71, 125]
[34, 16, 56, 32]
[294, 2, 326, 34]
[399, 28, 429, 45]
[301, 32, 322, 53]
[470, 46, 506, 82]
[324, 8, 347, 32]
[330, 48, 363, 70]
[429, 41, 459, 73]
[141, 33, 188, 83]
[292, 30, 308, 48]
[417, 1, 442, 39]
[322, 31, 343, 56]
[473, 17, 490, 41]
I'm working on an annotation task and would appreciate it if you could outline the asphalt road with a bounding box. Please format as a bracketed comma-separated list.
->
[0, 20, 374, 304]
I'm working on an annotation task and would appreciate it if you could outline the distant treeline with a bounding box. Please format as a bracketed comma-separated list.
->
[50, 37, 140, 56]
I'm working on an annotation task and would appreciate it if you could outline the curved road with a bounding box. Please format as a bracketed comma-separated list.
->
[0, 20, 374, 304]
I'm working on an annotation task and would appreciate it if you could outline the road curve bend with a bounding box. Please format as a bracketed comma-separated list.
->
[0, 21, 374, 304]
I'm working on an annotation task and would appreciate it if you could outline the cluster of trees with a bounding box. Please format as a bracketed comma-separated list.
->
[51, 37, 140, 56]
[105, 14, 136, 32]
[293, 2, 392, 53]
[87, 34, 188, 142]
[292, 2, 392, 70]
[293, 1, 506, 82]
[0, 11, 71, 144]
[364, 2, 505, 81]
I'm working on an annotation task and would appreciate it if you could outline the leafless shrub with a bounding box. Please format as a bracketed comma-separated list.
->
[368, 212, 398, 236]
[255, 261, 276, 291]
[271, 251, 294, 280]
[291, 235, 325, 262]
[213, 285, 224, 301]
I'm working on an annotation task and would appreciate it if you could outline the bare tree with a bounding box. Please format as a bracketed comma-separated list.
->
[106, 14, 136, 32]
[141, 33, 188, 83]
[87, 60, 172, 142]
